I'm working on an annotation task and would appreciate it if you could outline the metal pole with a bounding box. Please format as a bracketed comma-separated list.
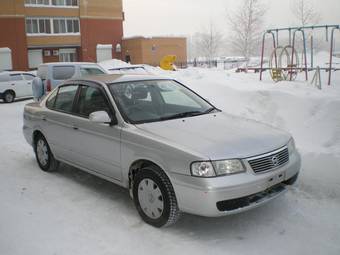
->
[260, 32, 267, 81]
[290, 31, 297, 81]
[328, 28, 337, 85]
[301, 30, 308, 81]
[310, 35, 314, 69]
[276, 30, 279, 46]
[260, 32, 276, 81]
[289, 29, 292, 45]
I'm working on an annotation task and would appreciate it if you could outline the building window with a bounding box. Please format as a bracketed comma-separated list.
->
[26, 17, 80, 35]
[59, 48, 77, 62]
[0, 48, 13, 71]
[52, 0, 78, 6]
[25, 0, 78, 7]
[25, 0, 50, 5]
[53, 19, 79, 34]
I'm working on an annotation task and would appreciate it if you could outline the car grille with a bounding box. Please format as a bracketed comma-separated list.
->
[248, 147, 289, 173]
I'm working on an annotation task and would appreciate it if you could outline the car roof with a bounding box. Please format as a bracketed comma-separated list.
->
[108, 65, 146, 70]
[0, 71, 33, 75]
[39, 62, 101, 67]
[67, 74, 172, 85]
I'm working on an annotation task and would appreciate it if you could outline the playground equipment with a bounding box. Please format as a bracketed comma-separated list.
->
[259, 25, 340, 85]
[160, 55, 177, 71]
[269, 46, 299, 82]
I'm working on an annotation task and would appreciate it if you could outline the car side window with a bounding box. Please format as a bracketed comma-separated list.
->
[46, 89, 58, 109]
[23, 74, 35, 81]
[76, 85, 111, 118]
[53, 66, 75, 80]
[54, 85, 78, 113]
[10, 74, 24, 81]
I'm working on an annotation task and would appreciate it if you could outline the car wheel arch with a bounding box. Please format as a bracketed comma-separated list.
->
[128, 159, 172, 195]
[33, 130, 44, 145]
[4, 89, 16, 98]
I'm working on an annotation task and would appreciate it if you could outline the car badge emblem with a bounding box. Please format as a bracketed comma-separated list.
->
[271, 156, 280, 167]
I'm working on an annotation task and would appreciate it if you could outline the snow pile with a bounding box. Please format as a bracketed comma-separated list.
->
[98, 58, 132, 70]
[165, 68, 340, 156]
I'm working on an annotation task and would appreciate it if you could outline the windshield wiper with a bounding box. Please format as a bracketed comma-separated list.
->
[203, 107, 219, 114]
[160, 111, 203, 121]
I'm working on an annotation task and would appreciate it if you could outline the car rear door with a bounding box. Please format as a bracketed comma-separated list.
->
[43, 84, 80, 163]
[70, 82, 122, 181]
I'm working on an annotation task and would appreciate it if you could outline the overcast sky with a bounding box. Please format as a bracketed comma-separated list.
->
[123, 0, 340, 37]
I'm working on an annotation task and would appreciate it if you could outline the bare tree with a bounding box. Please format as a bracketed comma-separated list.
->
[291, 0, 321, 26]
[195, 21, 224, 64]
[227, 0, 266, 62]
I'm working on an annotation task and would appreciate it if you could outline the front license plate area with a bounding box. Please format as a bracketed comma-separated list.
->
[267, 172, 285, 188]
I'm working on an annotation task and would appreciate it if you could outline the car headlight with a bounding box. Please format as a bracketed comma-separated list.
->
[212, 159, 246, 176]
[191, 159, 245, 177]
[191, 161, 215, 177]
[287, 138, 296, 155]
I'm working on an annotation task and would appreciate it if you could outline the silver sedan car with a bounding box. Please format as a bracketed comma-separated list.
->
[23, 74, 301, 227]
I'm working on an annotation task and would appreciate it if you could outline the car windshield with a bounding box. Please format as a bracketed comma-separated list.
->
[108, 79, 217, 124]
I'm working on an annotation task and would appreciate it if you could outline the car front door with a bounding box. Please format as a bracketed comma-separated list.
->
[70, 82, 122, 181]
[9, 74, 27, 97]
[22, 73, 35, 97]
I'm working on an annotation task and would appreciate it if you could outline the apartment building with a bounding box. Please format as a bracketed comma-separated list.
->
[0, 0, 124, 71]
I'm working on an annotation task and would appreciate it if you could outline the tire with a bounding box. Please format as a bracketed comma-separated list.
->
[284, 173, 299, 185]
[133, 165, 180, 227]
[34, 134, 59, 172]
[3, 91, 15, 103]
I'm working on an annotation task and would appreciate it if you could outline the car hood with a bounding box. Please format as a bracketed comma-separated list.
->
[136, 112, 291, 160]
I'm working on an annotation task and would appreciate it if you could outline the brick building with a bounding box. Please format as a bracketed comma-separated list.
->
[0, 0, 124, 71]
[122, 37, 187, 66]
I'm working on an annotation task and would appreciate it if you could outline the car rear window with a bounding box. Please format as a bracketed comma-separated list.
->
[53, 66, 75, 80]
[80, 67, 105, 76]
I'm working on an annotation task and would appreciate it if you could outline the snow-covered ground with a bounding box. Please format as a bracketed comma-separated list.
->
[1, 61, 340, 254]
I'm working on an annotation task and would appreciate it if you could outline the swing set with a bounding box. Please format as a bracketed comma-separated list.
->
[259, 24, 340, 85]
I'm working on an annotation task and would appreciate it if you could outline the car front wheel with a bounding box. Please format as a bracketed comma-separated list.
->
[34, 134, 59, 172]
[133, 165, 180, 227]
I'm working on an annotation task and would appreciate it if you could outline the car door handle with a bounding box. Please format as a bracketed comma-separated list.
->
[11, 83, 15, 86]
[72, 125, 79, 130]
[42, 116, 46, 121]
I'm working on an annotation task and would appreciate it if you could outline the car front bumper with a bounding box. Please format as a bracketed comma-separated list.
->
[169, 150, 301, 217]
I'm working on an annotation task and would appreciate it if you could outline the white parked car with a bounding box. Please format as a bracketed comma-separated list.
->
[0, 71, 35, 103]
[37, 62, 106, 93]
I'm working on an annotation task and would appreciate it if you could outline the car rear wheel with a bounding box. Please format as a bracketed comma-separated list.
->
[133, 165, 180, 227]
[34, 134, 59, 172]
[3, 91, 15, 103]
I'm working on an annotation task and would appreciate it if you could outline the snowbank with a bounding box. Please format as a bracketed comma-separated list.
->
[1, 59, 339, 255]
[98, 58, 132, 70]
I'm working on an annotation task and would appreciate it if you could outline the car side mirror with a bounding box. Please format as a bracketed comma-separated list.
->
[89, 111, 112, 124]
